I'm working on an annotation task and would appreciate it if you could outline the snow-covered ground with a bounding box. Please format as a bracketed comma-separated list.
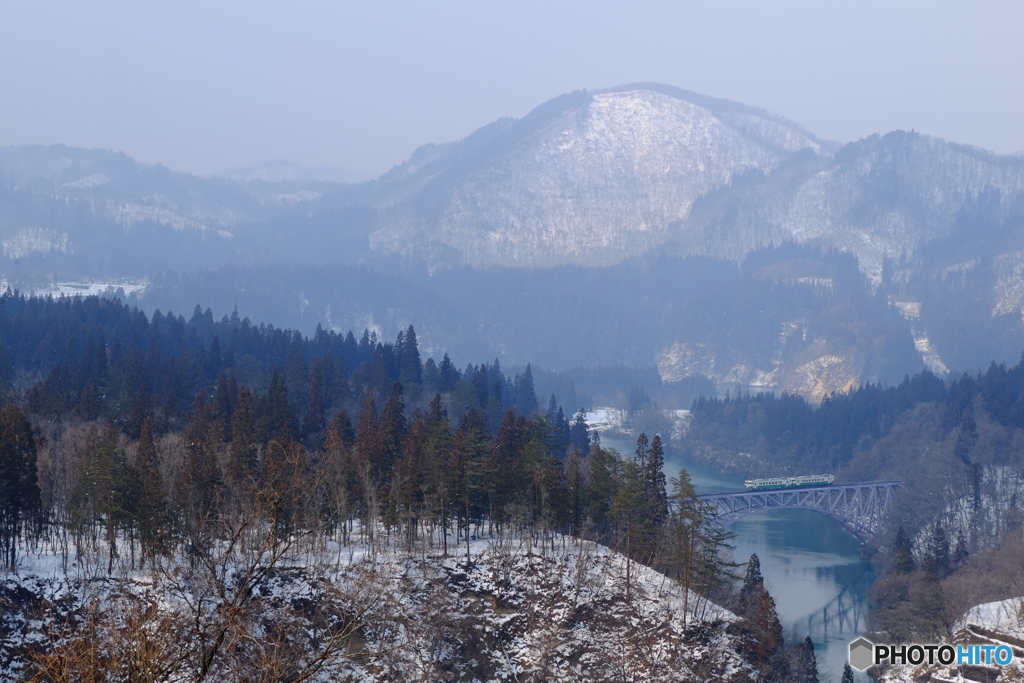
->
[959, 598, 1024, 637]
[876, 597, 1024, 682]
[586, 407, 691, 440]
[11, 278, 150, 299]
[1, 530, 748, 682]
[584, 406, 628, 433]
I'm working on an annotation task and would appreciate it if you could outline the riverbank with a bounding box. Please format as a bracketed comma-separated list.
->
[602, 433, 873, 682]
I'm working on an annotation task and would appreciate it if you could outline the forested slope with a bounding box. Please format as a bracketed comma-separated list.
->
[684, 358, 1024, 639]
[0, 293, 803, 681]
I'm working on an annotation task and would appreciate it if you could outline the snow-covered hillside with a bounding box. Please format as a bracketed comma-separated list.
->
[876, 597, 1024, 682]
[767, 133, 1024, 282]
[1, 533, 752, 682]
[364, 85, 1024, 288]
[371, 85, 825, 269]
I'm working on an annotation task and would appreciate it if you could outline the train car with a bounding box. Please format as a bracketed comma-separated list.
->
[743, 474, 835, 490]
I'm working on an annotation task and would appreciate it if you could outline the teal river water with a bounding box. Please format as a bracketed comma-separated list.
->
[602, 436, 871, 682]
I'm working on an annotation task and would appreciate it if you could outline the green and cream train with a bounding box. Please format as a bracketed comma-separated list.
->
[743, 474, 835, 491]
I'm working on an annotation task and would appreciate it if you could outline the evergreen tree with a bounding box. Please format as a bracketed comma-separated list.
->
[228, 388, 258, 488]
[486, 380, 504, 434]
[285, 345, 309, 412]
[265, 439, 308, 535]
[134, 416, 168, 564]
[841, 662, 855, 683]
[570, 408, 590, 457]
[379, 382, 407, 474]
[471, 364, 489, 408]
[75, 423, 131, 574]
[180, 393, 221, 523]
[324, 409, 355, 452]
[612, 457, 646, 593]
[422, 357, 439, 392]
[399, 325, 422, 386]
[539, 452, 568, 533]
[449, 410, 488, 559]
[634, 432, 649, 470]
[793, 635, 819, 683]
[205, 336, 222, 383]
[749, 589, 786, 674]
[893, 526, 915, 573]
[586, 445, 619, 531]
[73, 380, 103, 421]
[209, 374, 232, 444]
[354, 388, 386, 492]
[125, 379, 152, 440]
[738, 553, 766, 616]
[926, 522, 950, 577]
[644, 434, 669, 527]
[550, 406, 570, 458]
[566, 448, 587, 536]
[547, 395, 558, 422]
[392, 415, 428, 539]
[744, 554, 764, 588]
[0, 403, 40, 569]
[438, 353, 458, 393]
[953, 530, 969, 567]
[266, 371, 295, 444]
[302, 356, 327, 440]
[322, 408, 356, 541]
[485, 410, 524, 523]
[94, 333, 109, 387]
[954, 406, 977, 464]
[515, 364, 538, 414]
[327, 351, 350, 408]
[668, 468, 710, 625]
[422, 394, 453, 551]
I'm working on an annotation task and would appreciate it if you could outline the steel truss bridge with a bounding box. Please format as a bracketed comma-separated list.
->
[697, 481, 904, 541]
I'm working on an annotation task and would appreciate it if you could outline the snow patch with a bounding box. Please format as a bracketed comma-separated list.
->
[2, 228, 73, 259]
[62, 173, 109, 188]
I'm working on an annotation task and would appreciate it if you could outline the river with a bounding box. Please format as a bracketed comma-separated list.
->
[602, 435, 872, 682]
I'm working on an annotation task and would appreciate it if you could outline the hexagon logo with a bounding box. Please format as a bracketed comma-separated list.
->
[849, 637, 875, 671]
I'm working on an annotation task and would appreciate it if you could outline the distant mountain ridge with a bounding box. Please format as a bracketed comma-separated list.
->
[212, 159, 371, 184]
[361, 85, 1024, 279]
[5, 86, 1023, 281]
[4, 85, 1024, 395]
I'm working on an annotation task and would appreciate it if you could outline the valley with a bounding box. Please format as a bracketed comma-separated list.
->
[4, 81, 1024, 681]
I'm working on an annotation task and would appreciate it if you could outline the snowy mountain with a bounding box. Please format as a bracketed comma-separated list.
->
[362, 86, 1024, 281]
[367, 84, 831, 269]
[0, 145, 365, 275]
[7, 87, 1024, 282]
[6, 85, 1024, 391]
[687, 131, 1024, 282]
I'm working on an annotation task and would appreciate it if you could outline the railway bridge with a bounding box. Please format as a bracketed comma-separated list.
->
[697, 481, 904, 541]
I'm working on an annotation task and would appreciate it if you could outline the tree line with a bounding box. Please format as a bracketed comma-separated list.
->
[0, 293, 729, 613]
[686, 356, 1024, 474]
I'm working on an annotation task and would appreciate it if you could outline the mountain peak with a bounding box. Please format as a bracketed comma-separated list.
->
[370, 85, 824, 269]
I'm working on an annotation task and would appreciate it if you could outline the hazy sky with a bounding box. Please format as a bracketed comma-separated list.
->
[2, 1, 1022, 177]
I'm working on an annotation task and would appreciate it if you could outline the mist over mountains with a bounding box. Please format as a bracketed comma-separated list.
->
[3, 84, 1024, 399]
[212, 159, 371, 184]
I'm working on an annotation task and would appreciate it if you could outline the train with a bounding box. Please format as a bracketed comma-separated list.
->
[743, 474, 835, 491]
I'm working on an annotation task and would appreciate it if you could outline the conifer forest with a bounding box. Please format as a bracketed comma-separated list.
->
[0, 293, 767, 681]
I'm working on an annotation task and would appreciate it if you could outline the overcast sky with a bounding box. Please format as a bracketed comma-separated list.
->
[2, 1, 1022, 177]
